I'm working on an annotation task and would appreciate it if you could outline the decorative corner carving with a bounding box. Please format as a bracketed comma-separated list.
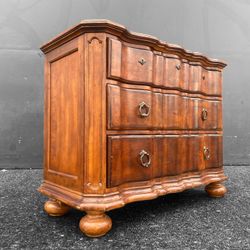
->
[86, 182, 103, 191]
[88, 36, 103, 44]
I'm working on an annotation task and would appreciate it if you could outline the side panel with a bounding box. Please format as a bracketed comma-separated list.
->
[44, 38, 83, 192]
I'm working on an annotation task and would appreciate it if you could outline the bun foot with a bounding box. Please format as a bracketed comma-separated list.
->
[205, 182, 227, 198]
[79, 211, 112, 237]
[44, 199, 70, 216]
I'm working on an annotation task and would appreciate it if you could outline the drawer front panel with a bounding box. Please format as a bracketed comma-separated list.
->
[107, 85, 222, 130]
[162, 94, 185, 129]
[160, 135, 204, 177]
[107, 39, 222, 96]
[107, 136, 155, 187]
[203, 135, 223, 169]
[198, 100, 222, 130]
[187, 67, 222, 96]
[202, 70, 222, 96]
[188, 98, 222, 130]
[107, 85, 162, 129]
[108, 38, 153, 83]
[107, 135, 222, 187]
[189, 65, 203, 92]
[181, 61, 190, 90]
[162, 57, 181, 88]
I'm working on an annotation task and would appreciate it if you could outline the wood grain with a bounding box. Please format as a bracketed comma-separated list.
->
[39, 168, 227, 212]
[83, 33, 106, 194]
[107, 135, 222, 187]
[107, 84, 222, 130]
[41, 19, 227, 69]
[43, 38, 83, 192]
[39, 20, 227, 237]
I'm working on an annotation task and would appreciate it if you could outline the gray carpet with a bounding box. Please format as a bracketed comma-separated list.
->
[0, 166, 249, 249]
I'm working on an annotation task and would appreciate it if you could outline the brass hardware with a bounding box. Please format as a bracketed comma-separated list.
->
[139, 150, 151, 168]
[203, 146, 210, 160]
[201, 108, 208, 121]
[138, 58, 146, 65]
[176, 64, 181, 70]
[202, 75, 206, 80]
[138, 102, 150, 117]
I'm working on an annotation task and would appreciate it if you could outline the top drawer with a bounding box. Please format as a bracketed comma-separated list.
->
[107, 38, 222, 96]
[108, 38, 153, 83]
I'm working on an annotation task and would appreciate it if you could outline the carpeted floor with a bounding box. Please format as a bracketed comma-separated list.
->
[0, 166, 249, 249]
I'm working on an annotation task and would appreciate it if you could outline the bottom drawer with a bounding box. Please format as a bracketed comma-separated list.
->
[107, 135, 222, 187]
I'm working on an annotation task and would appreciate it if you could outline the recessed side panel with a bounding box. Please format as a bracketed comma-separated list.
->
[45, 39, 83, 192]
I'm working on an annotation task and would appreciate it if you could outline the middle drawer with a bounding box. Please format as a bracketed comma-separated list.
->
[107, 84, 222, 130]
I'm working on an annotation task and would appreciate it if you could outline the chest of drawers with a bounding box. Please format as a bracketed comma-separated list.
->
[38, 19, 227, 237]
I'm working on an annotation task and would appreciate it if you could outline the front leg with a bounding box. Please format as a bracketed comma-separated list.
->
[79, 211, 112, 237]
[205, 182, 227, 198]
[44, 199, 70, 216]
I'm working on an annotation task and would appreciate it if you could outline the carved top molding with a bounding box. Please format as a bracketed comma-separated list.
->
[41, 19, 227, 69]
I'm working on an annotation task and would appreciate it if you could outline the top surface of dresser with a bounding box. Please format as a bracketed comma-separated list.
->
[41, 19, 226, 68]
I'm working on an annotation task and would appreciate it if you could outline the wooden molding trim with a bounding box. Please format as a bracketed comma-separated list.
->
[40, 19, 227, 69]
[108, 81, 224, 99]
[38, 168, 227, 212]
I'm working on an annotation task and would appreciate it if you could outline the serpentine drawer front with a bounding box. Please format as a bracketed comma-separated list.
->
[107, 135, 223, 187]
[38, 20, 227, 238]
[108, 38, 222, 96]
[107, 84, 222, 130]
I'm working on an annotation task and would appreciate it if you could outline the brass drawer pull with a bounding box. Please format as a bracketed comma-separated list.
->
[138, 58, 146, 65]
[201, 108, 208, 121]
[202, 75, 206, 80]
[203, 146, 210, 160]
[138, 102, 150, 117]
[139, 150, 151, 168]
[176, 64, 181, 70]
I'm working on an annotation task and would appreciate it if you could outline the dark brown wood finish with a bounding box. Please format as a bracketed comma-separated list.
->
[107, 84, 222, 130]
[39, 20, 227, 237]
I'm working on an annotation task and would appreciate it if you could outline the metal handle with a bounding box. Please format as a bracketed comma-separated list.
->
[202, 75, 206, 80]
[138, 58, 146, 65]
[138, 102, 150, 117]
[139, 150, 151, 168]
[201, 108, 208, 121]
[176, 64, 181, 70]
[203, 146, 210, 160]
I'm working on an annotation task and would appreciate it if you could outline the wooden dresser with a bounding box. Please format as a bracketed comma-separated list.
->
[38, 19, 227, 237]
